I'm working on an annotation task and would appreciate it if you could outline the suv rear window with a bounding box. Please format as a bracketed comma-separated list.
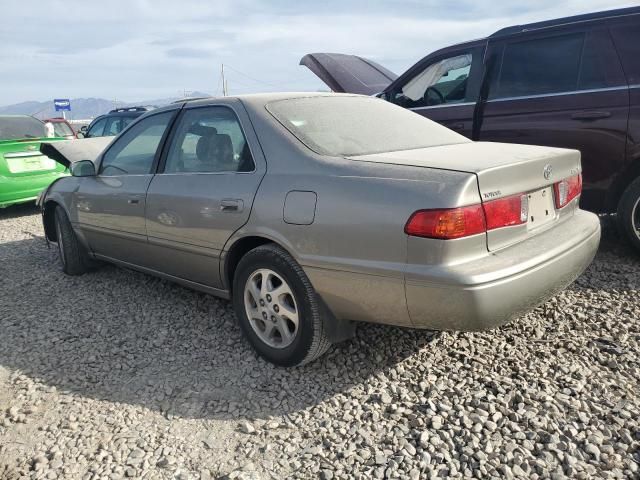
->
[266, 96, 468, 157]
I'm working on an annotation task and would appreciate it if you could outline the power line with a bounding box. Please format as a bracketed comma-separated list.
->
[222, 64, 283, 88]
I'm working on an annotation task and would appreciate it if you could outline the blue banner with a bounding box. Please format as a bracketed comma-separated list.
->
[54, 99, 71, 111]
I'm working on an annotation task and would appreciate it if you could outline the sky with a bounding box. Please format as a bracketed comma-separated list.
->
[1, 0, 637, 105]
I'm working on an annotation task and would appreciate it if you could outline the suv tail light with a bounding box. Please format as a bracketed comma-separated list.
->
[405, 193, 529, 240]
[554, 173, 582, 209]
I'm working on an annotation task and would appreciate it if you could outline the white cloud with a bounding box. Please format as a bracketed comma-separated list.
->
[0, 0, 636, 104]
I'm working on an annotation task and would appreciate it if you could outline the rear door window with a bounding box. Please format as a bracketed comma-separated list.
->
[491, 33, 584, 99]
[163, 106, 255, 173]
[490, 30, 626, 100]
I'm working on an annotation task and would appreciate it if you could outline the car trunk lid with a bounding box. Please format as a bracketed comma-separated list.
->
[349, 142, 582, 251]
[0, 139, 61, 177]
[300, 53, 397, 95]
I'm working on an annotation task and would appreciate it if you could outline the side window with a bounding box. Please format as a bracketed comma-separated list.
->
[87, 118, 107, 137]
[104, 118, 122, 136]
[491, 33, 584, 99]
[100, 111, 174, 175]
[121, 116, 136, 130]
[391, 53, 473, 108]
[163, 107, 255, 174]
[610, 23, 640, 85]
[578, 29, 626, 90]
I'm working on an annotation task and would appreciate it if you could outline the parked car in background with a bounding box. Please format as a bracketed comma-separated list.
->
[45, 117, 77, 140]
[302, 6, 640, 251]
[0, 115, 66, 208]
[79, 106, 153, 138]
[39, 93, 599, 366]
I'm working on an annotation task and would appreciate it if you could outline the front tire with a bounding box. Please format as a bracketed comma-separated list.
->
[232, 244, 331, 366]
[54, 206, 93, 275]
[617, 177, 640, 253]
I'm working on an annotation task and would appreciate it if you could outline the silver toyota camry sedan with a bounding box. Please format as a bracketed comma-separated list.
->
[39, 93, 601, 366]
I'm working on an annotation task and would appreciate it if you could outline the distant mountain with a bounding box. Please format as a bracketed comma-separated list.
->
[0, 92, 212, 120]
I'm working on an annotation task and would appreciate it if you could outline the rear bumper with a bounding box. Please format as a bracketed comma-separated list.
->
[0, 173, 66, 208]
[405, 210, 601, 330]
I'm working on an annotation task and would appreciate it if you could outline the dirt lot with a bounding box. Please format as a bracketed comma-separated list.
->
[0, 204, 638, 479]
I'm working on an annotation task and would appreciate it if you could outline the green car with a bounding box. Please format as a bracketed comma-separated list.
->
[0, 115, 67, 208]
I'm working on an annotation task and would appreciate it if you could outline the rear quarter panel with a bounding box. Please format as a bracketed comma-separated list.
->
[230, 105, 480, 325]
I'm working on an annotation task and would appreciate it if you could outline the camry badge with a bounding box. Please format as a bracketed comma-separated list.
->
[543, 164, 553, 180]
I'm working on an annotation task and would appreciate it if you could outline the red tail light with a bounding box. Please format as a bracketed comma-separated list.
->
[405, 193, 530, 240]
[483, 194, 528, 230]
[404, 205, 486, 239]
[554, 173, 582, 209]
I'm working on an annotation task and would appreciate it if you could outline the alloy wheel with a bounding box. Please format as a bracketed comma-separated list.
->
[633, 197, 640, 241]
[244, 268, 299, 349]
[55, 216, 66, 267]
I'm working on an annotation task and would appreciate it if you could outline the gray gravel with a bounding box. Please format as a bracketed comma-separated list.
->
[0, 203, 638, 479]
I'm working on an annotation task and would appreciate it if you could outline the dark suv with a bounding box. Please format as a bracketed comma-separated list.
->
[79, 106, 153, 139]
[302, 7, 640, 251]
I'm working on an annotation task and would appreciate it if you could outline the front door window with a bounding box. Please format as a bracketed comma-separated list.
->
[99, 111, 173, 175]
[392, 53, 473, 108]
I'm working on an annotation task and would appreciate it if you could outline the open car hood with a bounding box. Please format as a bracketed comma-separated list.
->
[300, 53, 397, 95]
[39, 137, 113, 168]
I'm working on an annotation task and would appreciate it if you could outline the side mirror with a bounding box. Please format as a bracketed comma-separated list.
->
[80, 125, 88, 132]
[71, 160, 96, 177]
[76, 131, 85, 139]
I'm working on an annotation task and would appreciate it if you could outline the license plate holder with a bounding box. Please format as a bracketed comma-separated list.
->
[6, 156, 56, 173]
[527, 187, 556, 230]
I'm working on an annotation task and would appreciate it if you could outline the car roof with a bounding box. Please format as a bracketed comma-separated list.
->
[0, 114, 39, 120]
[423, 6, 640, 60]
[177, 92, 361, 109]
[491, 6, 640, 39]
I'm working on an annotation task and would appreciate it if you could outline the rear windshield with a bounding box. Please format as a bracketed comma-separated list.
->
[266, 96, 468, 156]
[51, 121, 74, 137]
[0, 116, 46, 140]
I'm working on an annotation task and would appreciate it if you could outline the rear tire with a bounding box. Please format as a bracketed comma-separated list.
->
[54, 206, 93, 275]
[232, 244, 331, 367]
[616, 177, 640, 253]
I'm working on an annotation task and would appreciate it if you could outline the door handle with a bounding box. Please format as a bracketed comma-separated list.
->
[220, 199, 243, 212]
[571, 111, 611, 121]
[127, 197, 140, 205]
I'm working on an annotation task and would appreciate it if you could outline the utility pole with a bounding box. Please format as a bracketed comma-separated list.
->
[222, 64, 228, 96]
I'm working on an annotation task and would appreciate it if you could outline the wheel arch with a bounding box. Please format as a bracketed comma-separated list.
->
[223, 235, 280, 292]
[43, 200, 61, 242]
[223, 234, 357, 344]
[607, 159, 640, 212]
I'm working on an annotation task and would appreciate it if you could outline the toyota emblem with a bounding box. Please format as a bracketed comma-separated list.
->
[543, 164, 553, 180]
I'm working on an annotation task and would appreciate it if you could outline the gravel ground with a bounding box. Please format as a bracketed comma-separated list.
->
[0, 204, 638, 480]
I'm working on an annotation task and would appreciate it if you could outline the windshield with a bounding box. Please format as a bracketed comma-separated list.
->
[0, 116, 46, 140]
[266, 96, 468, 157]
[51, 121, 74, 137]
